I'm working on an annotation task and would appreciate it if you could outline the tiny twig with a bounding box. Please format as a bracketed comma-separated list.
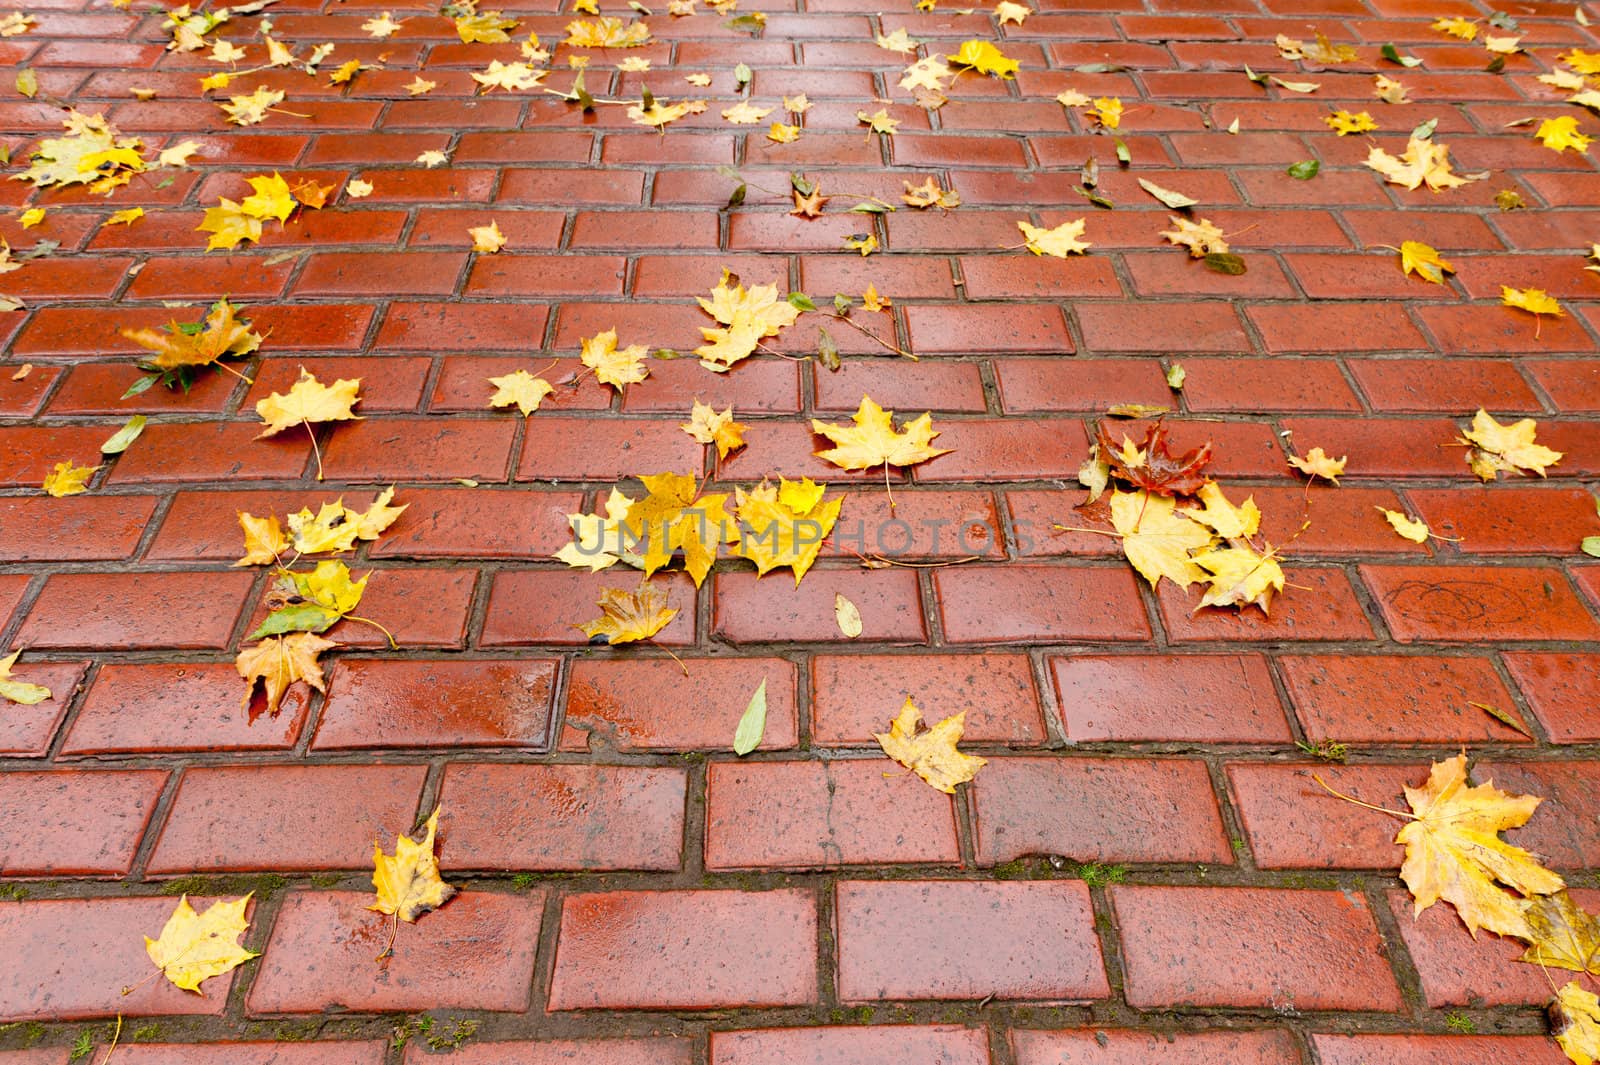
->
[1311, 774, 1413, 821]
[95, 1016, 123, 1065]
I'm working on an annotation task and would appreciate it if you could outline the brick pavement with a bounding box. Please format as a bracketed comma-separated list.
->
[0, 0, 1598, 1059]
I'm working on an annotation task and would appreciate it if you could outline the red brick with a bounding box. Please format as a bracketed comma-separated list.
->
[0, 661, 83, 757]
[0, 426, 118, 488]
[1012, 1030, 1303, 1065]
[909, 417, 1090, 481]
[800, 254, 957, 300]
[1409, 487, 1599, 554]
[1226, 762, 1425, 869]
[45, 362, 236, 416]
[408, 1042, 693, 1065]
[481, 569, 697, 647]
[1126, 253, 1298, 299]
[973, 756, 1233, 865]
[1078, 300, 1250, 353]
[320, 418, 517, 482]
[63, 663, 305, 756]
[124, 254, 291, 301]
[1349, 358, 1542, 413]
[714, 568, 925, 643]
[0, 496, 156, 562]
[1504, 652, 1600, 742]
[0, 573, 29, 631]
[376, 301, 549, 351]
[467, 254, 627, 297]
[366, 488, 581, 559]
[835, 880, 1108, 1002]
[1181, 357, 1363, 412]
[247, 890, 542, 1013]
[1248, 302, 1427, 352]
[16, 571, 252, 650]
[111, 1044, 388, 1064]
[147, 764, 427, 873]
[960, 254, 1123, 298]
[548, 890, 817, 1009]
[0, 364, 58, 418]
[995, 357, 1170, 412]
[1418, 304, 1596, 354]
[500, 169, 644, 205]
[519, 416, 705, 481]
[904, 304, 1068, 354]
[1155, 567, 1375, 642]
[0, 898, 246, 1020]
[571, 210, 720, 250]
[1362, 564, 1600, 642]
[1279, 654, 1527, 744]
[439, 763, 686, 871]
[243, 568, 474, 650]
[1314, 1035, 1566, 1065]
[705, 760, 959, 870]
[814, 360, 988, 414]
[1053, 654, 1292, 742]
[711, 1028, 990, 1065]
[0, 770, 165, 875]
[1473, 760, 1600, 869]
[935, 564, 1151, 643]
[1528, 358, 1600, 412]
[294, 251, 468, 297]
[245, 356, 431, 413]
[2, 255, 133, 300]
[315, 659, 555, 750]
[810, 653, 1046, 746]
[819, 489, 1003, 561]
[1278, 417, 1464, 477]
[1112, 885, 1403, 1010]
[562, 657, 798, 752]
[106, 423, 310, 485]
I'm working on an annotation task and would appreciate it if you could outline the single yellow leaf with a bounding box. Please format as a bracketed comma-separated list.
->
[1373, 74, 1409, 104]
[900, 55, 954, 94]
[861, 284, 890, 312]
[685, 72, 712, 87]
[812, 395, 951, 472]
[783, 92, 811, 113]
[834, 592, 863, 637]
[1271, 77, 1320, 94]
[901, 176, 960, 208]
[874, 698, 986, 794]
[42, 460, 97, 497]
[1521, 891, 1600, 974]
[1484, 33, 1521, 53]
[617, 56, 652, 72]
[415, 149, 449, 167]
[844, 233, 878, 256]
[581, 328, 649, 390]
[1181, 481, 1260, 539]
[240, 172, 296, 223]
[456, 10, 519, 41]
[346, 179, 374, 198]
[236, 512, 287, 566]
[1111, 488, 1212, 589]
[15, 67, 36, 98]
[1395, 753, 1563, 939]
[767, 121, 801, 143]
[220, 86, 284, 126]
[0, 649, 52, 705]
[579, 581, 678, 643]
[554, 487, 638, 572]
[468, 220, 506, 253]
[1161, 215, 1227, 257]
[947, 39, 1018, 78]
[106, 206, 144, 226]
[564, 15, 649, 47]
[1398, 240, 1454, 284]
[995, 0, 1029, 24]
[488, 369, 554, 416]
[1018, 219, 1090, 257]
[857, 108, 899, 135]
[158, 140, 200, 168]
[1325, 109, 1377, 135]
[121, 299, 262, 371]
[734, 477, 841, 584]
[1378, 506, 1431, 543]
[681, 399, 747, 458]
[362, 11, 403, 36]
[407, 76, 436, 95]
[1191, 543, 1284, 613]
[1561, 48, 1600, 74]
[0, 11, 35, 35]
[1287, 446, 1346, 483]
[1458, 407, 1562, 480]
[254, 368, 362, 438]
[1537, 115, 1592, 153]
[628, 97, 707, 128]
[197, 198, 262, 251]
[1089, 96, 1123, 128]
[370, 807, 456, 924]
[1055, 88, 1089, 107]
[1502, 284, 1564, 319]
[1366, 137, 1479, 192]
[471, 60, 545, 93]
[145, 895, 259, 994]
[1433, 15, 1479, 39]
[722, 100, 772, 125]
[875, 27, 918, 54]
[1555, 981, 1600, 1065]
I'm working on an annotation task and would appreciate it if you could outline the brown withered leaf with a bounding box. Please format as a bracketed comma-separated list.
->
[1096, 420, 1213, 498]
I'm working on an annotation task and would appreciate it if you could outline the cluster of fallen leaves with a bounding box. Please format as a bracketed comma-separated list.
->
[1324, 756, 1600, 1065]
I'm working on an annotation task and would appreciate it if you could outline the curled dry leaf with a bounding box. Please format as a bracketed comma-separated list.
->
[1097, 420, 1213, 497]
[0, 648, 51, 705]
[579, 581, 678, 644]
[1288, 446, 1346, 484]
[875, 698, 987, 794]
[1458, 408, 1563, 480]
[371, 807, 456, 924]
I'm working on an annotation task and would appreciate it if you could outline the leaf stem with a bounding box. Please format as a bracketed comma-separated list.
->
[1311, 773, 1414, 821]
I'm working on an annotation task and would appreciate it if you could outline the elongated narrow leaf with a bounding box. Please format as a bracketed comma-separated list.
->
[1137, 178, 1197, 209]
[733, 679, 768, 755]
[1287, 159, 1320, 179]
[100, 415, 147, 455]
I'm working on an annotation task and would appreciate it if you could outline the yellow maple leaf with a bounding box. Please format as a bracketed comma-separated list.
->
[1325, 109, 1377, 135]
[767, 121, 801, 143]
[106, 206, 144, 226]
[579, 581, 677, 644]
[845, 233, 878, 256]
[406, 76, 436, 96]
[1483, 33, 1521, 54]
[1537, 115, 1592, 153]
[685, 72, 712, 87]
[468, 220, 506, 253]
[901, 176, 959, 209]
[618, 56, 652, 72]
[581, 328, 649, 390]
[157, 140, 200, 167]
[210, 40, 247, 63]
[857, 108, 899, 135]
[1522, 892, 1600, 974]
[1089, 96, 1122, 129]
[0, 11, 35, 35]
[681, 400, 747, 458]
[220, 86, 283, 126]
[239, 172, 296, 223]
[1398, 240, 1454, 284]
[472, 60, 545, 93]
[722, 101, 772, 125]
[42, 461, 97, 497]
[1433, 15, 1479, 39]
[812, 395, 951, 472]
[1555, 982, 1600, 1065]
[564, 16, 649, 47]
[875, 27, 918, 54]
[1394, 753, 1564, 939]
[0, 649, 51, 705]
[555, 487, 638, 572]
[1366, 136, 1478, 192]
[145, 895, 259, 994]
[197, 198, 262, 251]
[121, 298, 262, 371]
[995, 0, 1029, 24]
[1056, 88, 1090, 107]
[900, 55, 953, 94]
[415, 150, 449, 167]
[1161, 215, 1227, 257]
[1191, 543, 1284, 613]
[1287, 446, 1345, 484]
[1110, 489, 1211, 589]
[1018, 219, 1090, 257]
[1373, 74, 1409, 104]
[456, 10, 519, 42]
[488, 369, 554, 416]
[783, 93, 811, 113]
[235, 512, 287, 566]
[362, 11, 403, 36]
[734, 477, 841, 584]
[628, 97, 707, 128]
[346, 179, 374, 199]
[1561, 48, 1600, 75]
[861, 284, 890, 312]
[1378, 507, 1431, 543]
[1181, 481, 1260, 539]
[370, 807, 456, 924]
[1502, 284, 1563, 320]
[255, 368, 362, 439]
[875, 698, 986, 794]
[947, 39, 1018, 78]
[1458, 407, 1563, 480]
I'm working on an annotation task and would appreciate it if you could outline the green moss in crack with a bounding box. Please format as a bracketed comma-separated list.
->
[1445, 1012, 1476, 1034]
[131, 1025, 162, 1042]
[511, 873, 537, 891]
[68, 1032, 95, 1063]
[1073, 862, 1127, 888]
[1295, 738, 1349, 763]
[0, 884, 29, 902]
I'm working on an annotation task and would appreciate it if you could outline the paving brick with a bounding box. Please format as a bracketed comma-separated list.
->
[15, 572, 252, 651]
[1278, 654, 1527, 744]
[247, 890, 542, 1014]
[106, 1047, 386, 1064]
[0, 770, 166, 876]
[972, 757, 1233, 865]
[548, 890, 817, 1010]
[711, 1027, 991, 1065]
[314, 659, 555, 750]
[0, 661, 83, 757]
[1012, 1029, 1303, 1065]
[1362, 564, 1600, 643]
[1155, 567, 1376, 643]
[1503, 652, 1600, 742]
[319, 418, 517, 483]
[1313, 1034, 1568, 1065]
[810, 652, 1045, 746]
[1472, 760, 1600, 869]
[0, 898, 246, 1020]
[1408, 487, 1600, 554]
[835, 880, 1108, 1002]
[934, 565, 1151, 643]
[480, 569, 698, 647]
[713, 568, 925, 644]
[562, 657, 798, 752]
[439, 763, 686, 872]
[1112, 885, 1404, 1010]
[147, 764, 427, 873]
[404, 1041, 693, 1065]
[366, 488, 584, 559]
[105, 423, 310, 484]
[1226, 762, 1418, 869]
[62, 662, 305, 755]
[705, 759, 960, 869]
[1052, 654, 1292, 742]
[994, 358, 1170, 413]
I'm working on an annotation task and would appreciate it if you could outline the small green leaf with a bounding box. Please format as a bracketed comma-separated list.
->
[1072, 185, 1115, 209]
[652, 348, 684, 360]
[1583, 535, 1600, 557]
[121, 374, 158, 400]
[1489, 10, 1519, 29]
[249, 603, 340, 640]
[1381, 42, 1422, 66]
[724, 13, 763, 32]
[833, 293, 852, 315]
[733, 62, 751, 87]
[787, 291, 817, 311]
[1165, 363, 1186, 390]
[789, 172, 814, 196]
[1412, 117, 1437, 140]
[100, 415, 147, 455]
[725, 183, 746, 209]
[1486, 54, 1506, 73]
[850, 201, 889, 214]
[1114, 138, 1130, 165]
[1203, 252, 1247, 275]
[732, 678, 768, 755]
[1286, 159, 1320, 180]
